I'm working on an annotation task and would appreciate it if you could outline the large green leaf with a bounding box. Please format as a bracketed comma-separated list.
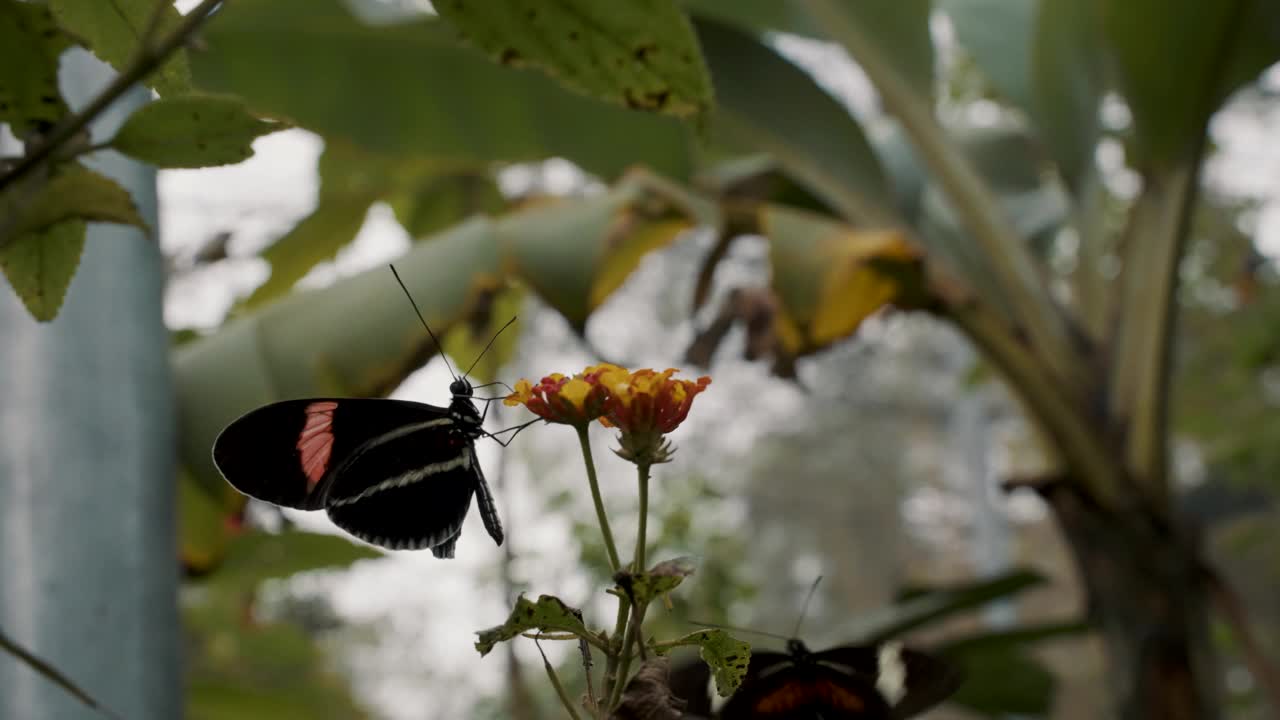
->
[680, 0, 823, 38]
[389, 172, 505, 239]
[0, 163, 146, 244]
[1031, 0, 1104, 193]
[1101, 0, 1280, 168]
[0, 0, 73, 134]
[939, 0, 1037, 111]
[109, 94, 283, 168]
[799, 0, 935, 100]
[191, 0, 693, 180]
[49, 0, 191, 96]
[0, 220, 85, 322]
[436, 0, 713, 120]
[694, 18, 900, 226]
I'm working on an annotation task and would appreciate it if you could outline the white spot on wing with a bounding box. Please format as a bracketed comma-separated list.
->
[876, 642, 907, 705]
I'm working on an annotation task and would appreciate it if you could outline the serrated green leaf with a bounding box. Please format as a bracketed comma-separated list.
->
[436, 0, 713, 120]
[0, 0, 73, 134]
[49, 0, 191, 96]
[0, 163, 147, 244]
[110, 94, 282, 168]
[474, 595, 589, 656]
[618, 556, 697, 608]
[658, 629, 750, 696]
[192, 0, 693, 181]
[693, 18, 899, 226]
[0, 220, 85, 322]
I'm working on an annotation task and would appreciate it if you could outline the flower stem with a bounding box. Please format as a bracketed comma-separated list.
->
[602, 595, 630, 711]
[634, 462, 651, 574]
[576, 425, 622, 573]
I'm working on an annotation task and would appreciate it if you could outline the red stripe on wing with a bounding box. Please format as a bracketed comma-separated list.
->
[297, 401, 338, 488]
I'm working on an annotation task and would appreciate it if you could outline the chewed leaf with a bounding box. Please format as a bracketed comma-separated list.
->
[474, 595, 590, 656]
[436, 0, 713, 120]
[657, 629, 750, 697]
[110, 94, 283, 168]
[0, 0, 73, 133]
[617, 556, 697, 608]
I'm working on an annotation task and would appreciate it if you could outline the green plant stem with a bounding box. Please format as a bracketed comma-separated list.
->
[602, 596, 630, 711]
[607, 608, 641, 711]
[0, 0, 223, 196]
[634, 462, 651, 574]
[534, 640, 583, 720]
[576, 425, 622, 574]
[799, 0, 1086, 391]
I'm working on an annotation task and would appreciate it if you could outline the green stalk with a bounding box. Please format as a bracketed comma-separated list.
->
[605, 461, 655, 712]
[634, 462, 651, 574]
[575, 425, 621, 573]
[601, 596, 630, 710]
[607, 609, 641, 711]
[534, 640, 583, 720]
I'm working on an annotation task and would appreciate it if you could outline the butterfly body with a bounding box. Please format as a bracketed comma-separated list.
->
[212, 377, 504, 557]
[718, 638, 960, 719]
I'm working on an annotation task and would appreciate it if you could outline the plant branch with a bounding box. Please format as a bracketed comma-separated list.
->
[602, 596, 631, 711]
[634, 462, 651, 575]
[0, 0, 223, 193]
[799, 0, 1087, 391]
[0, 627, 122, 720]
[1205, 567, 1280, 716]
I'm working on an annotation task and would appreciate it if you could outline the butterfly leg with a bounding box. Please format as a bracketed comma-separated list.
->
[473, 461, 505, 546]
[471, 380, 517, 395]
[481, 418, 541, 448]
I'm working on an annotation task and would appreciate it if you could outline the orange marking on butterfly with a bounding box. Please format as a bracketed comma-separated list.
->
[754, 678, 866, 713]
[297, 401, 338, 489]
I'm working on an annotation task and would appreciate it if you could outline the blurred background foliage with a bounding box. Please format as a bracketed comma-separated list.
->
[4, 0, 1280, 717]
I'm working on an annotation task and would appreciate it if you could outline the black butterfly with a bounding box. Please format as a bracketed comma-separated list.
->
[212, 266, 519, 557]
[716, 638, 961, 719]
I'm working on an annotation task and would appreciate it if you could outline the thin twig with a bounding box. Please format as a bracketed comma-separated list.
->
[0, 0, 223, 194]
[534, 638, 584, 720]
[1205, 568, 1280, 715]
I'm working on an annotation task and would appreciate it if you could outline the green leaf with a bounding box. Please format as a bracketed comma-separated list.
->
[0, 220, 85, 322]
[390, 172, 505, 239]
[0, 0, 73, 134]
[0, 163, 147, 243]
[244, 196, 374, 308]
[436, 0, 713, 120]
[440, 283, 523, 384]
[212, 530, 382, 592]
[762, 205, 927, 357]
[680, 0, 822, 38]
[1101, 0, 1280, 167]
[617, 556, 697, 608]
[1031, 0, 1104, 193]
[49, 0, 191, 97]
[939, 0, 1037, 111]
[656, 629, 750, 697]
[694, 18, 900, 226]
[109, 94, 282, 168]
[799, 0, 935, 100]
[179, 467, 239, 575]
[474, 595, 589, 656]
[841, 569, 1047, 644]
[192, 0, 693, 180]
[942, 645, 1055, 715]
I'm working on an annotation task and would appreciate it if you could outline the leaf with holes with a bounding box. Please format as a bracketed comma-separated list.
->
[0, 220, 85, 322]
[474, 595, 590, 656]
[436, 0, 713, 120]
[0, 0, 73, 134]
[49, 0, 191, 96]
[763, 205, 928, 357]
[109, 95, 283, 168]
[656, 629, 751, 696]
[618, 556, 696, 609]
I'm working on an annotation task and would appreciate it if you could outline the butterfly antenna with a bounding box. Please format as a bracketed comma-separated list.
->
[390, 264, 457, 381]
[688, 620, 791, 643]
[792, 575, 823, 639]
[464, 315, 518, 379]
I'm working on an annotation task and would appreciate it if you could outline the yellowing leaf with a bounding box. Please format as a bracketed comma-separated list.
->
[589, 217, 690, 308]
[763, 205, 925, 354]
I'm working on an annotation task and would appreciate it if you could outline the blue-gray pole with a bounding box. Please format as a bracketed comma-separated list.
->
[0, 49, 180, 719]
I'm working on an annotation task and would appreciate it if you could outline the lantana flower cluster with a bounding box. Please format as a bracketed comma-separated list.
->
[504, 364, 711, 464]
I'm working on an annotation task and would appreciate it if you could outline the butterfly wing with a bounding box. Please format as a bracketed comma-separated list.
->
[815, 645, 963, 719]
[320, 413, 487, 552]
[719, 663, 894, 719]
